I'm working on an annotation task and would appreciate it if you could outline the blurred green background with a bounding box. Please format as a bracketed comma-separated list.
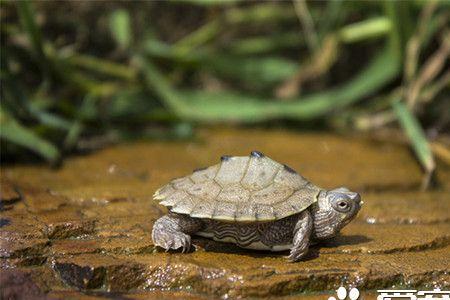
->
[1, 0, 449, 176]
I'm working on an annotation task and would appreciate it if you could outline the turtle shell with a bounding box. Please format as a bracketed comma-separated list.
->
[153, 151, 321, 222]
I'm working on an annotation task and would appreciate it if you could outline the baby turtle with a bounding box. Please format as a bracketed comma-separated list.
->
[152, 151, 362, 261]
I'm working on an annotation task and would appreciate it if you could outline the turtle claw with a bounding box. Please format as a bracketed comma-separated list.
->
[164, 239, 173, 252]
[286, 252, 296, 262]
[286, 248, 308, 262]
[179, 233, 191, 253]
[153, 227, 191, 253]
[152, 214, 201, 254]
[286, 251, 303, 262]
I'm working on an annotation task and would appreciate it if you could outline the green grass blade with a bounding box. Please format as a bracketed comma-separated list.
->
[227, 32, 304, 55]
[205, 55, 298, 87]
[109, 9, 132, 49]
[29, 106, 72, 130]
[225, 3, 296, 24]
[64, 122, 83, 150]
[338, 17, 391, 44]
[16, 0, 45, 60]
[65, 54, 136, 80]
[391, 99, 435, 174]
[16, 0, 50, 76]
[172, 19, 221, 56]
[0, 106, 60, 163]
[143, 38, 298, 86]
[384, 2, 400, 62]
[170, 0, 240, 6]
[136, 55, 194, 118]
[2, 65, 71, 131]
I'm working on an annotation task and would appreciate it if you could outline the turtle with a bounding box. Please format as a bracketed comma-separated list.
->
[151, 151, 362, 261]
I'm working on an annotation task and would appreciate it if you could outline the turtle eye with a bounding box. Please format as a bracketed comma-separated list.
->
[335, 199, 351, 212]
[338, 201, 347, 208]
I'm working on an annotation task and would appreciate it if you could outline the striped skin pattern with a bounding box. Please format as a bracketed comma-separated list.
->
[154, 152, 321, 222]
[310, 190, 359, 240]
[197, 214, 299, 250]
[311, 205, 338, 239]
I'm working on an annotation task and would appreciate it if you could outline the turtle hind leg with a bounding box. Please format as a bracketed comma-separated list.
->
[287, 210, 313, 262]
[152, 213, 204, 253]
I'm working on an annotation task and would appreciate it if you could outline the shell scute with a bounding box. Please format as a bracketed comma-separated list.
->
[159, 190, 190, 207]
[255, 204, 277, 221]
[241, 156, 281, 190]
[235, 202, 257, 221]
[191, 165, 218, 183]
[273, 166, 309, 190]
[251, 183, 294, 205]
[215, 156, 249, 185]
[213, 201, 237, 221]
[153, 184, 175, 200]
[274, 188, 319, 218]
[190, 200, 216, 219]
[172, 177, 194, 190]
[187, 181, 221, 200]
[216, 183, 250, 203]
[171, 194, 199, 214]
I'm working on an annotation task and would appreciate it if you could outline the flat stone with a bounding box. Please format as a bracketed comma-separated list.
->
[44, 217, 96, 240]
[0, 178, 21, 204]
[53, 259, 107, 290]
[51, 235, 154, 257]
[0, 209, 47, 239]
[37, 246, 450, 298]
[321, 222, 450, 254]
[0, 237, 49, 260]
[47, 290, 211, 300]
[1, 128, 449, 299]
[52, 253, 147, 291]
[359, 191, 450, 224]
[50, 239, 102, 256]
[0, 269, 48, 300]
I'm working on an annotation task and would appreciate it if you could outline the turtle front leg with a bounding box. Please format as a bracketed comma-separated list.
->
[288, 210, 313, 262]
[152, 213, 204, 253]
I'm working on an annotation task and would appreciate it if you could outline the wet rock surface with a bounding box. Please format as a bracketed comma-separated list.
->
[1, 128, 449, 299]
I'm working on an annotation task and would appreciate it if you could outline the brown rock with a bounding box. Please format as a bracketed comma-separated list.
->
[1, 129, 449, 298]
[0, 269, 48, 300]
[0, 178, 21, 204]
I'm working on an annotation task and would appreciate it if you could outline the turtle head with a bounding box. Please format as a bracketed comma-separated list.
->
[311, 187, 362, 240]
